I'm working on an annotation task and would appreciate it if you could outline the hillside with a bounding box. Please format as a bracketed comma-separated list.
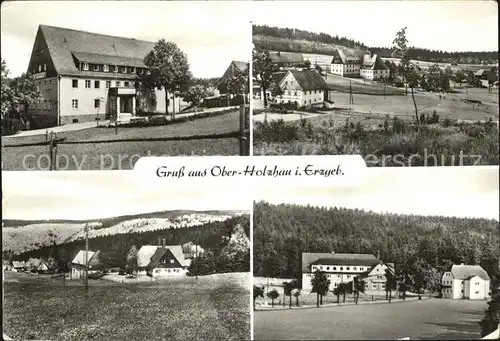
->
[253, 201, 499, 281]
[2, 210, 246, 256]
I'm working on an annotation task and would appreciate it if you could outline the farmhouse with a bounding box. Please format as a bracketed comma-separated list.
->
[217, 60, 249, 94]
[71, 250, 100, 279]
[11, 261, 25, 272]
[137, 239, 191, 277]
[360, 53, 390, 80]
[302, 251, 383, 292]
[441, 264, 491, 300]
[26, 25, 178, 128]
[275, 70, 328, 106]
[359, 261, 395, 295]
[268, 51, 304, 69]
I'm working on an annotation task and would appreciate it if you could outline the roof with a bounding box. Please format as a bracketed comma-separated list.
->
[269, 51, 304, 64]
[71, 250, 97, 265]
[12, 261, 25, 268]
[271, 71, 287, 85]
[38, 25, 155, 76]
[137, 245, 190, 268]
[362, 54, 389, 70]
[71, 51, 145, 68]
[331, 49, 343, 64]
[232, 61, 249, 72]
[338, 49, 361, 64]
[286, 70, 327, 91]
[26, 258, 42, 268]
[475, 69, 485, 76]
[302, 252, 379, 273]
[451, 264, 490, 281]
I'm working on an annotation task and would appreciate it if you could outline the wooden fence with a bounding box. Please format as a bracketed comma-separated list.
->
[3, 105, 250, 170]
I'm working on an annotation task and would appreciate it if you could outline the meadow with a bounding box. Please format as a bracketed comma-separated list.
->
[2, 110, 242, 170]
[254, 298, 487, 340]
[3, 271, 250, 341]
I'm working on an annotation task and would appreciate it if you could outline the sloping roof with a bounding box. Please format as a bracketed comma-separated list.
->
[302, 252, 379, 273]
[71, 51, 145, 68]
[451, 264, 490, 281]
[271, 71, 287, 85]
[137, 245, 159, 268]
[269, 51, 304, 64]
[12, 261, 25, 268]
[362, 54, 389, 70]
[475, 69, 485, 76]
[287, 70, 327, 91]
[26, 258, 42, 268]
[338, 49, 361, 64]
[137, 245, 190, 268]
[39, 25, 155, 76]
[71, 250, 96, 265]
[232, 61, 249, 72]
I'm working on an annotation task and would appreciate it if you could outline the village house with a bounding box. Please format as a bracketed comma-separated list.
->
[442, 264, 491, 300]
[358, 261, 395, 295]
[268, 51, 304, 70]
[26, 25, 181, 128]
[275, 70, 328, 107]
[328, 49, 363, 77]
[70, 250, 100, 279]
[302, 251, 384, 292]
[11, 261, 26, 272]
[137, 238, 191, 278]
[360, 52, 391, 80]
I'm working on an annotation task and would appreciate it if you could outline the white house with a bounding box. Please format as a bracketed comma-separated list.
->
[442, 264, 491, 300]
[71, 250, 99, 279]
[302, 251, 382, 292]
[328, 49, 362, 77]
[11, 261, 25, 272]
[137, 239, 191, 278]
[359, 261, 395, 295]
[360, 53, 390, 80]
[276, 70, 328, 107]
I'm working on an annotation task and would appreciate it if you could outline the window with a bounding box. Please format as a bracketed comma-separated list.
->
[38, 65, 42, 72]
[139, 68, 144, 74]
[130, 67, 135, 73]
[82, 62, 89, 71]
[326, 267, 330, 271]
[154, 269, 160, 274]
[106, 81, 111, 88]
[475, 291, 479, 294]
[169, 259, 174, 264]
[346, 267, 350, 271]
[85, 80, 91, 89]
[93, 64, 99, 71]
[124, 81, 129, 87]
[114, 65, 118, 73]
[103, 65, 109, 72]
[121, 66, 127, 73]
[320, 266, 323, 270]
[94, 80, 100, 89]
[40, 48, 44, 54]
[340, 267, 343, 271]
[48, 100, 52, 110]
[72, 99, 78, 109]
[72, 79, 78, 88]
[353, 267, 357, 271]
[333, 267, 337, 271]
[347, 275, 351, 279]
[43, 64, 47, 71]
[116, 81, 121, 87]
[44, 100, 47, 110]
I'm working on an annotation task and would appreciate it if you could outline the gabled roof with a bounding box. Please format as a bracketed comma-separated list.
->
[269, 51, 304, 64]
[362, 54, 389, 70]
[71, 250, 97, 265]
[137, 245, 190, 268]
[338, 49, 361, 64]
[37, 25, 155, 76]
[71, 51, 145, 68]
[302, 252, 379, 273]
[26, 258, 42, 268]
[231, 61, 249, 72]
[271, 71, 287, 85]
[12, 261, 25, 268]
[285, 70, 328, 91]
[451, 264, 490, 281]
[331, 49, 343, 64]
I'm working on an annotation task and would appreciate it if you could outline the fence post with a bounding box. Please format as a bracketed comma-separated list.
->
[48, 132, 54, 171]
[239, 105, 248, 156]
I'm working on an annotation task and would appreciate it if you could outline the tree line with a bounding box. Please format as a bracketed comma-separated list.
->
[253, 201, 499, 286]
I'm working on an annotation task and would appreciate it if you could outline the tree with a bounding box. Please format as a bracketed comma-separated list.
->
[125, 245, 138, 275]
[338, 282, 352, 303]
[253, 50, 274, 107]
[1, 58, 13, 119]
[454, 69, 466, 88]
[311, 269, 330, 307]
[353, 276, 366, 305]
[253, 285, 265, 310]
[267, 289, 279, 307]
[385, 268, 397, 302]
[183, 84, 209, 107]
[393, 27, 420, 124]
[283, 281, 294, 308]
[332, 287, 341, 304]
[304, 60, 311, 70]
[143, 39, 191, 119]
[479, 275, 500, 337]
[226, 65, 249, 106]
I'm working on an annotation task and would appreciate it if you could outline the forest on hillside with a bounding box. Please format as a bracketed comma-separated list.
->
[10, 215, 250, 273]
[253, 25, 498, 64]
[253, 201, 500, 287]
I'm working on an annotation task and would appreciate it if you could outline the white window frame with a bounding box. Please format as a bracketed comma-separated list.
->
[131, 67, 135, 73]
[72, 99, 78, 109]
[115, 81, 121, 87]
[93, 64, 99, 71]
[85, 80, 91, 89]
[106, 81, 111, 88]
[38, 65, 42, 72]
[83, 62, 89, 71]
[48, 100, 52, 110]
[43, 64, 47, 71]
[114, 65, 118, 73]
[103, 65, 109, 72]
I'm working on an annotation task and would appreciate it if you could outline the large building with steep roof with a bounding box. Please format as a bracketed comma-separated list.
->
[276, 69, 328, 106]
[137, 238, 191, 277]
[442, 264, 491, 300]
[26, 25, 174, 128]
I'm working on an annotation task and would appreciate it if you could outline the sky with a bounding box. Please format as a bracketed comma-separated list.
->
[0, 1, 251, 78]
[258, 167, 499, 221]
[2, 171, 252, 220]
[251, 0, 499, 52]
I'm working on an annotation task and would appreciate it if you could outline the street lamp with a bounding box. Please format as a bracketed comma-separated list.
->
[84, 222, 102, 292]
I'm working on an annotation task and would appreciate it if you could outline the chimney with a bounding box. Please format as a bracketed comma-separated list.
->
[376, 250, 380, 261]
[158, 237, 161, 246]
[162, 239, 166, 247]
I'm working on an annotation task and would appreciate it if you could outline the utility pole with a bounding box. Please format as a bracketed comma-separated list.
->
[195, 244, 198, 280]
[85, 223, 89, 293]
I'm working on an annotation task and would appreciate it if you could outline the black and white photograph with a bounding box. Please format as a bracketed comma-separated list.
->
[1, 1, 251, 171]
[253, 167, 500, 340]
[252, 1, 499, 166]
[2, 172, 251, 340]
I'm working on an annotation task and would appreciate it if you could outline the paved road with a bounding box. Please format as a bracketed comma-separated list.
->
[254, 298, 487, 340]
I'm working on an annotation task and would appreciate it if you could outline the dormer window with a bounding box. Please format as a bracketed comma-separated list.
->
[114, 65, 118, 73]
[38, 65, 42, 72]
[120, 66, 127, 73]
[82, 62, 89, 71]
[139, 68, 144, 75]
[103, 65, 109, 72]
[146, 69, 151, 75]
[93, 64, 99, 71]
[130, 67, 135, 73]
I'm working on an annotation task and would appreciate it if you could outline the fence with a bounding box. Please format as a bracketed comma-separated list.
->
[3, 105, 250, 170]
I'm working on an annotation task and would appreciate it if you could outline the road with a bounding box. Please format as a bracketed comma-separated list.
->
[254, 298, 487, 340]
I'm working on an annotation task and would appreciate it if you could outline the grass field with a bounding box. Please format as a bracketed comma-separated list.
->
[3, 271, 250, 340]
[254, 298, 487, 340]
[2, 110, 241, 170]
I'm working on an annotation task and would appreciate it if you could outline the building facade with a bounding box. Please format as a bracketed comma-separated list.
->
[71, 250, 99, 280]
[276, 70, 327, 106]
[442, 264, 491, 300]
[26, 25, 179, 128]
[137, 240, 191, 278]
[360, 53, 391, 80]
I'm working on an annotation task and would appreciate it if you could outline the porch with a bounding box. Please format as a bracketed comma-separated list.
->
[108, 87, 137, 120]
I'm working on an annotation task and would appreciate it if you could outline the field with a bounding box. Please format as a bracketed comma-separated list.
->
[254, 298, 488, 340]
[2, 110, 241, 170]
[3, 271, 250, 340]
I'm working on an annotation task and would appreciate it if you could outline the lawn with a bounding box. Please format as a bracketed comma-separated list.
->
[254, 298, 488, 340]
[3, 272, 251, 341]
[2, 110, 242, 170]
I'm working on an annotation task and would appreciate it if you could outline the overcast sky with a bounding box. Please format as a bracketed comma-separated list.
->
[1, 1, 251, 78]
[252, 0, 498, 52]
[2, 171, 251, 220]
[258, 167, 499, 221]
